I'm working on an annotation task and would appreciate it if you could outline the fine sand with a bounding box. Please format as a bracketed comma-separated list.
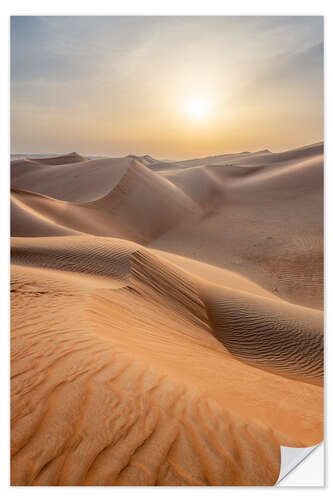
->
[11, 144, 324, 486]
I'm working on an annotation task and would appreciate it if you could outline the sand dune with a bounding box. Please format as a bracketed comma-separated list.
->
[11, 236, 140, 282]
[11, 143, 323, 486]
[174, 142, 322, 168]
[11, 193, 77, 237]
[11, 156, 131, 202]
[200, 281, 323, 385]
[11, 160, 200, 243]
[152, 149, 323, 309]
[27, 151, 88, 165]
[11, 158, 47, 181]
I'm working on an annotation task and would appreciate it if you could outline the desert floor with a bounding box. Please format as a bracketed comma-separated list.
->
[10, 143, 323, 486]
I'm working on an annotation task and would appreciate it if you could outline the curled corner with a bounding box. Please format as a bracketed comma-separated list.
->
[276, 443, 322, 484]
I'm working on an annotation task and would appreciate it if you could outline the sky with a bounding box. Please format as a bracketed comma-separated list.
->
[11, 16, 323, 159]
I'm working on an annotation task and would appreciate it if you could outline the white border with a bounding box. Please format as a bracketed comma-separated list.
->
[0, 0, 332, 15]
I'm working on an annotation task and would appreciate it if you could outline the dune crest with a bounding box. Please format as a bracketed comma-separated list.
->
[11, 159, 200, 243]
[28, 151, 88, 165]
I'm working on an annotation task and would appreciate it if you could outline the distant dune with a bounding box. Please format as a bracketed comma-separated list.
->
[11, 143, 323, 486]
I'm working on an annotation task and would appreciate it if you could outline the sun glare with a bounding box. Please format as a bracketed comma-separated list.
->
[186, 97, 210, 120]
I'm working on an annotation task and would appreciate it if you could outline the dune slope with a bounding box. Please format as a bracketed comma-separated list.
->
[153, 148, 323, 309]
[11, 159, 200, 243]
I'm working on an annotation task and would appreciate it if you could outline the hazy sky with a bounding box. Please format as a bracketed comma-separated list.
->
[11, 16, 323, 159]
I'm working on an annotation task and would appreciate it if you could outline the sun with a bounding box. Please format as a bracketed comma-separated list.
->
[186, 97, 210, 120]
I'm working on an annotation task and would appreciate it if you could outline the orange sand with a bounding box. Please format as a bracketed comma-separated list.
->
[11, 144, 323, 485]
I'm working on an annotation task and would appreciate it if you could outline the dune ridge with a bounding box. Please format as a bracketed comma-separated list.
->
[11, 159, 200, 243]
[11, 143, 324, 486]
[27, 152, 88, 165]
